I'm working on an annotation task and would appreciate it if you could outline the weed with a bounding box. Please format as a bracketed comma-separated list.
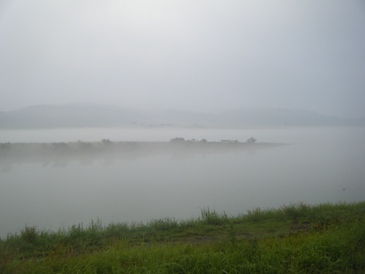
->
[148, 217, 178, 231]
[246, 208, 263, 222]
[228, 223, 237, 247]
[281, 202, 311, 221]
[200, 208, 228, 225]
[1, 201, 364, 273]
[20, 225, 38, 244]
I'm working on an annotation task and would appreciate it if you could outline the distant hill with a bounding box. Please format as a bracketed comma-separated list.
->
[0, 104, 363, 128]
[213, 108, 361, 127]
[0, 104, 142, 128]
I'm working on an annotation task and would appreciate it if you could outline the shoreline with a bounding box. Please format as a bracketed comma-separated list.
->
[1, 201, 364, 272]
[0, 140, 285, 167]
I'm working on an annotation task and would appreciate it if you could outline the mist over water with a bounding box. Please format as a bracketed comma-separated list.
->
[0, 126, 364, 238]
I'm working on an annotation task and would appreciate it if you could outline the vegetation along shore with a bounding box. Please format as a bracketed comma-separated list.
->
[1, 201, 364, 273]
[0, 139, 283, 169]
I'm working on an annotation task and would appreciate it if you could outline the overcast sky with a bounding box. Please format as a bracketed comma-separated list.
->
[1, 1, 365, 118]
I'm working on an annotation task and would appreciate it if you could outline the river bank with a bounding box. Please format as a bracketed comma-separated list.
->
[1, 201, 364, 273]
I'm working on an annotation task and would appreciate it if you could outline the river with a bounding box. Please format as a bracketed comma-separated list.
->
[0, 126, 364, 238]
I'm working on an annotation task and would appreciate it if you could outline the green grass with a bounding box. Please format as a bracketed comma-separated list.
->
[1, 201, 365, 273]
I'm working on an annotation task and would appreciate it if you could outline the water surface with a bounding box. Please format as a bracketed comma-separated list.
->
[0, 126, 364, 238]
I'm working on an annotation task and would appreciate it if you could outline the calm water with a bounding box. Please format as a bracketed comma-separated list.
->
[1, 126, 364, 238]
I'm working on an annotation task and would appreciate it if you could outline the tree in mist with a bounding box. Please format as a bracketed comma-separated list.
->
[247, 137, 257, 143]
[77, 140, 93, 151]
[102, 139, 113, 145]
[169, 137, 185, 143]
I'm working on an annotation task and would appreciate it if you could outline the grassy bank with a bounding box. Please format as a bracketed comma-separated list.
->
[1, 201, 365, 273]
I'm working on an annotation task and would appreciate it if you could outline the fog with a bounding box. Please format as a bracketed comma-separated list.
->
[1, 1, 365, 118]
[1, 1, 365, 238]
[1, 127, 364, 238]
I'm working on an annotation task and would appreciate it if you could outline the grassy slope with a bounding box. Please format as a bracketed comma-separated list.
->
[1, 202, 365, 273]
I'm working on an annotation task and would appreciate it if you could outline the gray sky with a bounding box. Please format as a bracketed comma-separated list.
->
[1, 0, 365, 118]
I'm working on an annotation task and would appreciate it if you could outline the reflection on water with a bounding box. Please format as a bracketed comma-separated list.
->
[0, 127, 364, 238]
[0, 141, 281, 171]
